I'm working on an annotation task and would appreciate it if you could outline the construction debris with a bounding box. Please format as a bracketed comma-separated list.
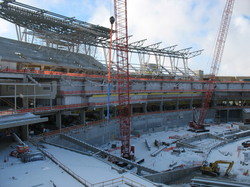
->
[145, 139, 151, 151]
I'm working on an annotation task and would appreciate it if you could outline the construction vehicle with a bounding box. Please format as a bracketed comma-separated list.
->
[10, 133, 30, 158]
[242, 140, 250, 148]
[10, 143, 30, 157]
[200, 160, 234, 177]
[188, 0, 235, 132]
[189, 107, 209, 132]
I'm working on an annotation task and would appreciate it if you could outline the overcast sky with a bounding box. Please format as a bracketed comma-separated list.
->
[0, 0, 249, 76]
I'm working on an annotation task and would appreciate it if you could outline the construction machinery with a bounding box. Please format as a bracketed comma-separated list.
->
[189, 107, 209, 132]
[10, 143, 30, 157]
[10, 133, 30, 157]
[113, 0, 133, 160]
[200, 160, 234, 177]
[189, 0, 235, 132]
[242, 140, 250, 148]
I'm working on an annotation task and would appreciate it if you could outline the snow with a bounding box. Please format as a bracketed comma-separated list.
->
[1, 122, 250, 186]
[206, 139, 250, 183]
[103, 124, 241, 172]
[44, 144, 156, 186]
[0, 143, 83, 187]
[0, 141, 158, 187]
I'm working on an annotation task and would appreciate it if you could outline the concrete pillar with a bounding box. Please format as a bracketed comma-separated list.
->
[100, 108, 104, 120]
[190, 94, 194, 109]
[130, 104, 133, 116]
[80, 109, 86, 125]
[56, 111, 62, 130]
[226, 109, 229, 122]
[114, 106, 117, 117]
[21, 125, 29, 140]
[176, 97, 179, 110]
[22, 77, 29, 109]
[143, 103, 147, 113]
[160, 100, 163, 112]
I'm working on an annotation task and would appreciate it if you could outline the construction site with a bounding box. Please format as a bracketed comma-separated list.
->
[0, 0, 250, 186]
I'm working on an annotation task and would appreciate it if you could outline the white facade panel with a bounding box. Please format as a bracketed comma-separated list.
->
[62, 96, 85, 105]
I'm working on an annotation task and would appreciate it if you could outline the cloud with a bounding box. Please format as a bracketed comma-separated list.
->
[0, 19, 16, 39]
[0, 0, 249, 76]
[89, 0, 249, 76]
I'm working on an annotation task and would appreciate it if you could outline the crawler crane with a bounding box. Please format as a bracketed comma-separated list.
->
[189, 0, 235, 131]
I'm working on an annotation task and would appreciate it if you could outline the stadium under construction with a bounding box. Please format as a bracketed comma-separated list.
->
[1, 1, 250, 186]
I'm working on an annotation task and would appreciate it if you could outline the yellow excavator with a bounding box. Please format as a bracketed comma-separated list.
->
[200, 160, 234, 177]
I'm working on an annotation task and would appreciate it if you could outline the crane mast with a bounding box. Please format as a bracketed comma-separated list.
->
[113, 0, 132, 159]
[197, 0, 235, 126]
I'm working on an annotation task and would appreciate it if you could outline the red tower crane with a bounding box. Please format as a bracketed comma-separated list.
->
[190, 0, 235, 131]
[113, 0, 132, 159]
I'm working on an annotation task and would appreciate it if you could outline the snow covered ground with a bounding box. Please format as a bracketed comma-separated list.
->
[206, 139, 250, 183]
[102, 123, 242, 172]
[0, 140, 159, 187]
[0, 142, 83, 187]
[0, 122, 249, 187]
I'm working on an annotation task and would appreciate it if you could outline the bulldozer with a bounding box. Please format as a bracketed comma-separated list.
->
[200, 160, 234, 177]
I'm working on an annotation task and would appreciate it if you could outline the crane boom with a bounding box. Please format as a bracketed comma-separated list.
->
[113, 0, 132, 159]
[196, 0, 235, 126]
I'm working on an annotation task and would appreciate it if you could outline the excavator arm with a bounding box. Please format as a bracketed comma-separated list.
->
[201, 160, 234, 177]
[214, 160, 234, 176]
[225, 161, 234, 176]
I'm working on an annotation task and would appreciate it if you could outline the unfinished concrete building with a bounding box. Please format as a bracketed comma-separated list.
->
[0, 0, 249, 141]
[1, 1, 250, 186]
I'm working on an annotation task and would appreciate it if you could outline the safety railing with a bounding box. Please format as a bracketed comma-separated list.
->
[59, 89, 204, 95]
[1, 97, 248, 117]
[91, 176, 147, 187]
[1, 68, 249, 84]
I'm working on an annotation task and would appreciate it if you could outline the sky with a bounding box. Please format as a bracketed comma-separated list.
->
[0, 0, 249, 76]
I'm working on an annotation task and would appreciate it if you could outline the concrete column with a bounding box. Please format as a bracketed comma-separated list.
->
[22, 77, 29, 109]
[227, 109, 229, 122]
[130, 104, 133, 116]
[160, 100, 163, 112]
[100, 108, 104, 120]
[190, 94, 194, 109]
[143, 103, 147, 113]
[80, 109, 86, 125]
[114, 106, 117, 117]
[14, 84, 17, 113]
[176, 96, 179, 110]
[56, 111, 62, 130]
[21, 125, 29, 140]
